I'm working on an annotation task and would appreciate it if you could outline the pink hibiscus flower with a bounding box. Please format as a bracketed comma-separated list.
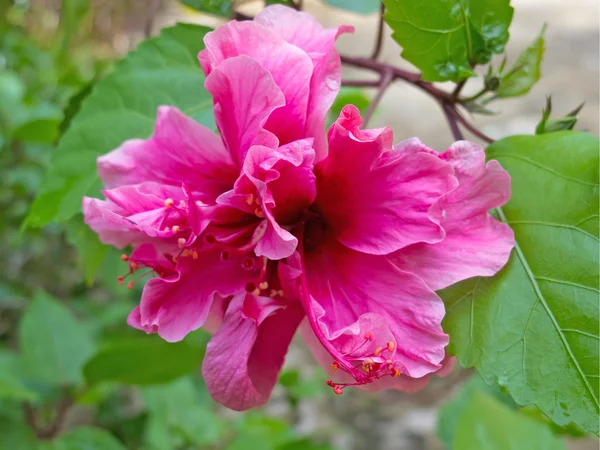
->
[83, 6, 514, 411]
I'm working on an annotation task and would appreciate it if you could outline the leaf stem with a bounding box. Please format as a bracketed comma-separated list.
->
[442, 103, 465, 141]
[363, 69, 394, 126]
[370, 2, 386, 60]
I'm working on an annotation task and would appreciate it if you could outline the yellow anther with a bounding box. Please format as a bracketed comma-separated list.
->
[172, 225, 180, 233]
[179, 200, 186, 208]
[270, 289, 278, 297]
[164, 226, 170, 232]
[363, 358, 374, 366]
[251, 288, 261, 296]
[277, 290, 284, 297]
[178, 238, 186, 248]
[258, 281, 269, 290]
[181, 249, 190, 257]
[386, 341, 396, 352]
[164, 198, 174, 208]
[374, 347, 382, 357]
[246, 194, 254, 206]
[191, 249, 198, 259]
[391, 368, 400, 377]
[255, 208, 265, 218]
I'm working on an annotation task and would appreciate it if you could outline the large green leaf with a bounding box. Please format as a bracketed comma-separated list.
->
[26, 24, 213, 228]
[384, 0, 513, 82]
[83, 332, 208, 385]
[496, 25, 546, 98]
[19, 291, 96, 385]
[442, 131, 600, 434]
[454, 390, 565, 449]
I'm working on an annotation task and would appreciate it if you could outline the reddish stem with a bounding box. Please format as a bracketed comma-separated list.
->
[363, 69, 394, 126]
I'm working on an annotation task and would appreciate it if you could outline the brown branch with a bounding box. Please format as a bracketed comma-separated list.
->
[451, 108, 495, 143]
[442, 103, 464, 141]
[363, 69, 394, 126]
[23, 387, 73, 439]
[340, 55, 453, 104]
[370, 2, 386, 60]
[342, 79, 381, 87]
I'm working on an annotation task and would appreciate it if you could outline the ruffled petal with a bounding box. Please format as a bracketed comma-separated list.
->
[200, 19, 314, 148]
[97, 107, 237, 202]
[299, 238, 449, 379]
[315, 105, 456, 255]
[214, 140, 316, 260]
[255, 5, 354, 160]
[391, 140, 514, 291]
[131, 248, 263, 342]
[83, 182, 206, 250]
[202, 293, 304, 410]
[204, 55, 286, 166]
[300, 323, 456, 393]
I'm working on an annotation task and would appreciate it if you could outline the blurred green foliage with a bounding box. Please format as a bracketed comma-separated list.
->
[0, 1, 338, 448]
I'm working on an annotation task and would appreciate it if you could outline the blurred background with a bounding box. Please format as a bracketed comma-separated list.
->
[0, 0, 598, 449]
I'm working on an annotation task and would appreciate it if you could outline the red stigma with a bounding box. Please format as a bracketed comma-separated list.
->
[333, 385, 344, 395]
[120, 254, 129, 261]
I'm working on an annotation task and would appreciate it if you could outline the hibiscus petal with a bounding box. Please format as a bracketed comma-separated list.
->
[391, 140, 514, 291]
[133, 249, 262, 342]
[315, 105, 456, 255]
[200, 20, 313, 148]
[204, 55, 286, 166]
[302, 238, 448, 378]
[255, 5, 354, 160]
[202, 294, 304, 410]
[97, 107, 236, 202]
[300, 323, 453, 393]
[83, 182, 204, 250]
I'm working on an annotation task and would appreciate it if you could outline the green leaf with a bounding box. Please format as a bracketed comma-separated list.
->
[64, 215, 109, 283]
[276, 440, 334, 450]
[227, 415, 294, 450]
[442, 131, 600, 434]
[496, 24, 546, 98]
[454, 391, 565, 449]
[0, 371, 38, 402]
[536, 97, 584, 135]
[11, 105, 63, 143]
[26, 23, 214, 228]
[0, 418, 38, 450]
[437, 375, 515, 448]
[83, 333, 207, 385]
[323, 0, 380, 15]
[52, 427, 126, 450]
[327, 87, 371, 128]
[19, 291, 95, 385]
[384, 0, 514, 82]
[142, 377, 225, 448]
[179, 0, 233, 17]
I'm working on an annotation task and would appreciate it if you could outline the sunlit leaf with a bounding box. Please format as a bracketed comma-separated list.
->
[496, 24, 546, 98]
[384, 0, 513, 82]
[442, 131, 600, 435]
